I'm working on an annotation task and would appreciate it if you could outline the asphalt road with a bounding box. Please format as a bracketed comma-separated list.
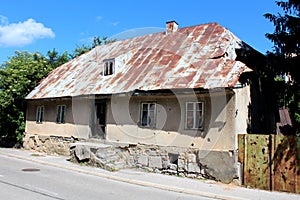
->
[0, 154, 214, 200]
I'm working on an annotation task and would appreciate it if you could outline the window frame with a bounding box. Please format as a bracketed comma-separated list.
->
[140, 102, 157, 128]
[103, 59, 115, 76]
[185, 101, 204, 130]
[36, 106, 44, 124]
[56, 105, 66, 124]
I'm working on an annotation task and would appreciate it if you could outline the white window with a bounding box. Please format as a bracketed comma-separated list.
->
[36, 106, 44, 123]
[185, 102, 204, 129]
[140, 102, 156, 128]
[56, 105, 66, 124]
[103, 59, 114, 76]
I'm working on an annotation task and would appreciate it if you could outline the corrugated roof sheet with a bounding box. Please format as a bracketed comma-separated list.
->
[26, 23, 253, 99]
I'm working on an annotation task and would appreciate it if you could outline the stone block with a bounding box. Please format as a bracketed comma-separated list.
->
[178, 172, 185, 177]
[168, 163, 178, 171]
[186, 174, 197, 178]
[148, 150, 158, 156]
[148, 156, 162, 169]
[200, 169, 206, 175]
[96, 149, 115, 159]
[198, 150, 236, 183]
[74, 145, 91, 161]
[137, 155, 148, 166]
[127, 156, 135, 165]
[162, 160, 169, 169]
[188, 153, 197, 163]
[187, 163, 200, 173]
[177, 158, 187, 171]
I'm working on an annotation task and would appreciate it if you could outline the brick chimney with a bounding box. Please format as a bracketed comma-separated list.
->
[166, 21, 178, 35]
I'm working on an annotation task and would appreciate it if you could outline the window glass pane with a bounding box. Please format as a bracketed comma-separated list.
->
[61, 106, 66, 123]
[40, 107, 44, 122]
[141, 110, 148, 126]
[149, 110, 155, 127]
[36, 106, 44, 123]
[140, 103, 156, 127]
[186, 110, 193, 118]
[195, 110, 203, 128]
[149, 103, 155, 111]
[109, 62, 113, 75]
[197, 102, 203, 111]
[56, 106, 61, 123]
[104, 63, 107, 75]
[103, 60, 114, 76]
[142, 104, 148, 111]
[186, 118, 194, 128]
[186, 110, 194, 128]
[36, 107, 40, 122]
[56, 105, 66, 123]
[186, 102, 204, 129]
[187, 103, 193, 110]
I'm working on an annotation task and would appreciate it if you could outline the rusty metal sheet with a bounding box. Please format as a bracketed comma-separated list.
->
[238, 134, 245, 164]
[238, 134, 246, 185]
[26, 23, 252, 100]
[273, 135, 300, 194]
[244, 134, 271, 190]
[241, 134, 300, 194]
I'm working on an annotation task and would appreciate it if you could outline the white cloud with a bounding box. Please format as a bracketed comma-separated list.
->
[0, 17, 55, 47]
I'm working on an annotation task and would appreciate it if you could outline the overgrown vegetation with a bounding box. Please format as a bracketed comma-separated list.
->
[0, 37, 115, 146]
[264, 0, 300, 134]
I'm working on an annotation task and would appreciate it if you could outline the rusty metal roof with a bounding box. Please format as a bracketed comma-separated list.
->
[26, 22, 253, 99]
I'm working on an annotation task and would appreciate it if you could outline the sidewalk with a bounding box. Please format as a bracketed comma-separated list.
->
[1, 148, 299, 200]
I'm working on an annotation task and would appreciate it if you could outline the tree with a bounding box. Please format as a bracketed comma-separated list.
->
[0, 51, 55, 145]
[70, 36, 117, 59]
[264, 0, 300, 134]
[47, 49, 70, 68]
[70, 44, 92, 59]
[0, 35, 116, 146]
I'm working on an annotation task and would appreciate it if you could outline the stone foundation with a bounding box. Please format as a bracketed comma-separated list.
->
[70, 142, 238, 183]
[23, 134, 238, 183]
[23, 133, 78, 156]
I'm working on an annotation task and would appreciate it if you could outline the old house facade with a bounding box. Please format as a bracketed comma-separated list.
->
[24, 21, 266, 183]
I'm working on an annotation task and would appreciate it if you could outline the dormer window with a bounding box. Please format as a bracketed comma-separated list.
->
[103, 59, 115, 76]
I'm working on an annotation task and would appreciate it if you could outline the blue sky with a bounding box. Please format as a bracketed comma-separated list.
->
[0, 0, 281, 64]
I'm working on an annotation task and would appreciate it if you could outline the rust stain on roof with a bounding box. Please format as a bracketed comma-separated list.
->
[26, 22, 253, 99]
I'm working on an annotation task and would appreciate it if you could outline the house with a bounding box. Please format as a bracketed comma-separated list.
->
[24, 21, 270, 183]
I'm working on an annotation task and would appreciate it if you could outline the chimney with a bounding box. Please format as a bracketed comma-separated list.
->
[166, 21, 178, 35]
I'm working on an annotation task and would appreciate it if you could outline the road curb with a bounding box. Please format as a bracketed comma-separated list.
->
[0, 150, 246, 200]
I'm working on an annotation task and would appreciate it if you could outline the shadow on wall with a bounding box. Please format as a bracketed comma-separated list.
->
[108, 91, 233, 139]
[26, 90, 234, 140]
